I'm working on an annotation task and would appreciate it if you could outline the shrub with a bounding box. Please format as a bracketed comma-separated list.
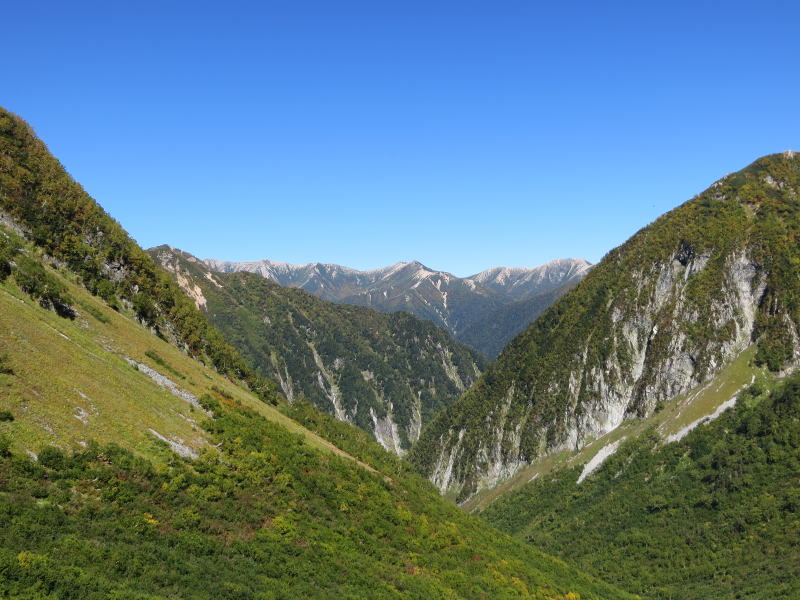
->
[0, 435, 11, 457]
[37, 446, 66, 470]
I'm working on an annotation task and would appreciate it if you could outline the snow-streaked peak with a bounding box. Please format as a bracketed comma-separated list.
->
[468, 258, 592, 285]
[202, 254, 592, 336]
[466, 258, 592, 300]
[206, 256, 465, 287]
[205, 257, 412, 278]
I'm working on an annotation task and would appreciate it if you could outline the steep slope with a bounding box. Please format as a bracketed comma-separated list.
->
[150, 246, 484, 454]
[0, 227, 631, 600]
[480, 373, 800, 599]
[0, 108, 273, 401]
[411, 151, 800, 502]
[206, 256, 590, 350]
[0, 226, 331, 462]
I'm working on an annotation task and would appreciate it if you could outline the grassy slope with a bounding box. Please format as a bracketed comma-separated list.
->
[0, 238, 341, 461]
[0, 107, 273, 401]
[0, 245, 633, 599]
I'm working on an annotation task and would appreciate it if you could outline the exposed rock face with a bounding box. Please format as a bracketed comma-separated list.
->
[561, 251, 765, 447]
[411, 152, 800, 502]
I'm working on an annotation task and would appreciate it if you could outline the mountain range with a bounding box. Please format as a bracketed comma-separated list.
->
[205, 256, 591, 358]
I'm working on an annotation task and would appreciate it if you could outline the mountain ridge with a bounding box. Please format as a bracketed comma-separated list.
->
[205, 255, 591, 356]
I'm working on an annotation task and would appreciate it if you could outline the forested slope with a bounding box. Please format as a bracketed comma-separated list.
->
[481, 374, 800, 599]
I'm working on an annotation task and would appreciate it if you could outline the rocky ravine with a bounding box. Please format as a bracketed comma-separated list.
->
[410, 151, 800, 502]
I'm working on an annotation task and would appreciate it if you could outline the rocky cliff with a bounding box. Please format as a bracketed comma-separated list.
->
[410, 151, 800, 502]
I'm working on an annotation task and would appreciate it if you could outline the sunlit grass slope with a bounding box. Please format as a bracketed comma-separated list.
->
[0, 233, 338, 461]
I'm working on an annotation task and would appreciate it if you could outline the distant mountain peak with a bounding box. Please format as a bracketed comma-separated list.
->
[469, 257, 592, 279]
[467, 258, 592, 301]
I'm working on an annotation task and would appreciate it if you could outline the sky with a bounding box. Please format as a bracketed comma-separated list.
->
[4, 1, 799, 276]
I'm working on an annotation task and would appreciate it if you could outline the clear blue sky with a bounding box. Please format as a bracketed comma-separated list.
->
[4, 1, 799, 276]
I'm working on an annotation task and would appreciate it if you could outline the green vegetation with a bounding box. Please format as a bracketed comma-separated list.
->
[0, 353, 12, 375]
[210, 385, 234, 400]
[480, 374, 800, 599]
[282, 399, 411, 476]
[0, 229, 74, 318]
[150, 246, 484, 452]
[0, 112, 633, 597]
[461, 346, 763, 512]
[0, 227, 333, 462]
[13, 255, 76, 319]
[459, 284, 576, 359]
[0, 108, 274, 400]
[0, 379, 633, 599]
[77, 300, 111, 323]
[411, 152, 800, 501]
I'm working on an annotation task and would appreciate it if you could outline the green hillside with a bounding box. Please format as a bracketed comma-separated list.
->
[458, 283, 578, 359]
[411, 151, 800, 502]
[480, 373, 800, 599]
[149, 246, 484, 454]
[460, 345, 763, 513]
[0, 227, 331, 461]
[0, 108, 631, 598]
[0, 229, 629, 599]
